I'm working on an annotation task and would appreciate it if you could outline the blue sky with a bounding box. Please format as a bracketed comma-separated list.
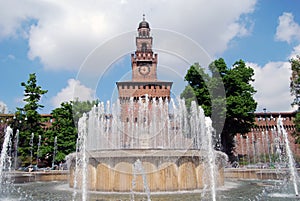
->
[0, 0, 300, 114]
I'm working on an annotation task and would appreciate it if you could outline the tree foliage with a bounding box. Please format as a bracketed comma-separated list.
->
[15, 73, 48, 165]
[72, 98, 99, 127]
[0, 72, 102, 167]
[181, 58, 257, 161]
[290, 55, 300, 144]
[181, 63, 211, 115]
[43, 102, 78, 164]
[31, 99, 98, 166]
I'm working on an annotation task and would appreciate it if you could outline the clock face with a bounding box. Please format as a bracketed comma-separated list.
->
[138, 64, 150, 75]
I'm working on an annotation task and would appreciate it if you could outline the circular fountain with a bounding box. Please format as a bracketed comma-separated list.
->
[68, 99, 228, 195]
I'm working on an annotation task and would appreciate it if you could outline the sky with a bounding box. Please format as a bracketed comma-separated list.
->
[0, 0, 300, 114]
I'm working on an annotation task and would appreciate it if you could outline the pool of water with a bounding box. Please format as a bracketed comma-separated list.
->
[0, 179, 299, 201]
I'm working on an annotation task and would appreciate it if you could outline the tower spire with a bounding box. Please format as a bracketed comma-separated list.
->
[142, 13, 145, 21]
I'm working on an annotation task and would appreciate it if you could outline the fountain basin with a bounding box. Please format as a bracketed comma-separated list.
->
[68, 149, 227, 192]
[224, 168, 297, 180]
[2, 170, 68, 183]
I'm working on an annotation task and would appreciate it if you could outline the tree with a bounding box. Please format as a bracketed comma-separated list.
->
[181, 58, 257, 161]
[41, 100, 99, 165]
[181, 63, 211, 115]
[15, 73, 48, 165]
[290, 55, 300, 144]
[72, 99, 99, 126]
[43, 102, 78, 164]
[180, 85, 197, 111]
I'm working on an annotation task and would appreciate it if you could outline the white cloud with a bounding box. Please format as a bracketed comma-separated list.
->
[0, 101, 8, 114]
[248, 61, 294, 112]
[51, 79, 95, 108]
[275, 12, 300, 43]
[289, 44, 300, 59]
[0, 0, 257, 71]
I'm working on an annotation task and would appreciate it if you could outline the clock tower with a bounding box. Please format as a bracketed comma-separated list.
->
[132, 15, 157, 81]
[116, 15, 173, 126]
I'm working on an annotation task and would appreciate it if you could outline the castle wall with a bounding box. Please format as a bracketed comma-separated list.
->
[234, 112, 300, 162]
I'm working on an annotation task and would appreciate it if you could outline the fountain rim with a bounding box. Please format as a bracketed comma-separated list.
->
[67, 149, 228, 159]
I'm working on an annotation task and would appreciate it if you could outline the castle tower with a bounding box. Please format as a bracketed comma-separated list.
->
[116, 16, 173, 147]
[132, 14, 157, 82]
[117, 16, 173, 119]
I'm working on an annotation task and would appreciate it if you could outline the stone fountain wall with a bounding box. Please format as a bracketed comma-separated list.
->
[69, 149, 227, 192]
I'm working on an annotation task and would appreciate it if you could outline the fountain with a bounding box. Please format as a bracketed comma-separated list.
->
[0, 126, 13, 185]
[68, 98, 227, 200]
[131, 159, 151, 201]
[29, 133, 34, 166]
[36, 135, 41, 167]
[52, 136, 58, 168]
[277, 116, 299, 196]
[1, 17, 299, 201]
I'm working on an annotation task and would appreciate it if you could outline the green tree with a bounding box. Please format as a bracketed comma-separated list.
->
[220, 59, 257, 160]
[72, 99, 99, 126]
[43, 102, 78, 164]
[41, 99, 99, 165]
[290, 55, 300, 144]
[182, 63, 211, 115]
[181, 58, 257, 161]
[15, 73, 48, 165]
[180, 85, 197, 110]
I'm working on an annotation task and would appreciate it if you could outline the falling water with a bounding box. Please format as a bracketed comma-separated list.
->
[205, 117, 216, 201]
[131, 159, 151, 201]
[29, 133, 34, 166]
[73, 113, 88, 201]
[0, 126, 13, 184]
[85, 98, 207, 150]
[261, 131, 267, 164]
[240, 135, 245, 164]
[36, 135, 41, 167]
[52, 136, 57, 168]
[277, 116, 299, 196]
[74, 99, 218, 199]
[251, 131, 256, 164]
[273, 128, 283, 167]
[265, 129, 272, 164]
[72, 138, 80, 200]
[0, 126, 34, 201]
[246, 137, 251, 165]
[14, 129, 19, 170]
